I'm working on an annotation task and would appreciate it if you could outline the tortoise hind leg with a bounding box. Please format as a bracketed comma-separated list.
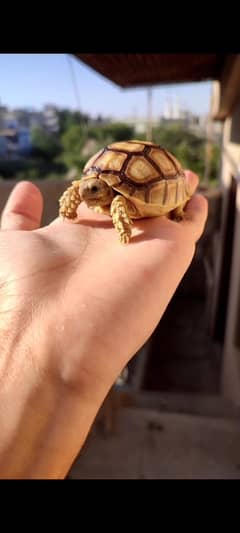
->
[110, 195, 133, 244]
[59, 180, 82, 221]
[170, 202, 187, 222]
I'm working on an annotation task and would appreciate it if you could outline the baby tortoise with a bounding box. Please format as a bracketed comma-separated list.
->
[59, 140, 192, 244]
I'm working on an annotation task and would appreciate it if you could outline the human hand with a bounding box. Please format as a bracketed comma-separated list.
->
[0, 171, 207, 478]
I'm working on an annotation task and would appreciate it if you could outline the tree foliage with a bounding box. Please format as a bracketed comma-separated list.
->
[0, 109, 221, 184]
[31, 127, 61, 161]
[99, 123, 135, 142]
[57, 109, 89, 135]
[152, 124, 220, 181]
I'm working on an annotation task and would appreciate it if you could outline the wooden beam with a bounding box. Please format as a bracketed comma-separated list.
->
[76, 54, 225, 89]
[212, 55, 240, 121]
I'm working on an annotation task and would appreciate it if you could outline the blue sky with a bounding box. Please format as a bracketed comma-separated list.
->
[0, 54, 212, 119]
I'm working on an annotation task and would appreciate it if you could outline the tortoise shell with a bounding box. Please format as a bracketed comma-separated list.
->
[82, 140, 190, 218]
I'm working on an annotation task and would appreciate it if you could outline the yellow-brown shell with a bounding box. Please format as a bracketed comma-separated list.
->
[83, 140, 190, 216]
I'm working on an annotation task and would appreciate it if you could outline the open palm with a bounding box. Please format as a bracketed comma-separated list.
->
[0, 174, 207, 397]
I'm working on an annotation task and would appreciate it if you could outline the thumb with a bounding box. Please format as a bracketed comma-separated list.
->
[1, 181, 43, 231]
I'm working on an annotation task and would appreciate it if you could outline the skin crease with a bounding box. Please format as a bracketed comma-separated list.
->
[0, 170, 208, 479]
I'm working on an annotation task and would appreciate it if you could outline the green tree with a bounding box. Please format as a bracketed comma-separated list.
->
[61, 124, 86, 152]
[100, 123, 135, 143]
[60, 124, 88, 170]
[152, 124, 220, 182]
[57, 109, 89, 135]
[84, 125, 103, 141]
[31, 127, 61, 161]
[209, 143, 221, 182]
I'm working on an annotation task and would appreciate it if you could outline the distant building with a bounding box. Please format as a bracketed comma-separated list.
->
[121, 116, 160, 135]
[13, 109, 43, 130]
[0, 106, 7, 129]
[18, 128, 32, 155]
[42, 105, 59, 134]
[4, 110, 19, 130]
[0, 135, 7, 156]
[0, 128, 19, 159]
[163, 95, 182, 120]
[89, 115, 111, 126]
[0, 127, 32, 159]
[162, 95, 204, 132]
[29, 112, 43, 129]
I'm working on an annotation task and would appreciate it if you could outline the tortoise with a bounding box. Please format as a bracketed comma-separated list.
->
[59, 140, 192, 244]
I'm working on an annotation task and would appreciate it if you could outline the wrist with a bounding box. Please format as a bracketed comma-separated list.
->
[0, 315, 101, 479]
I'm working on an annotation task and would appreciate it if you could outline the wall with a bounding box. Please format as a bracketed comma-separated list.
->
[213, 102, 240, 407]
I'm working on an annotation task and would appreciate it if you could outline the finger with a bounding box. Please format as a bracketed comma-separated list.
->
[180, 193, 208, 242]
[1, 181, 43, 231]
[184, 169, 199, 195]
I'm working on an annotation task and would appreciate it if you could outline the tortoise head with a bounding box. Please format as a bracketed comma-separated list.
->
[79, 177, 114, 208]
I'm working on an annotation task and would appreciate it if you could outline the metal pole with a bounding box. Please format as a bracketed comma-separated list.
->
[146, 87, 153, 141]
[66, 54, 81, 113]
[203, 113, 213, 187]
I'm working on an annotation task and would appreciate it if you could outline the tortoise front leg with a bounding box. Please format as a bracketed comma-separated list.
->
[110, 195, 133, 244]
[59, 180, 82, 221]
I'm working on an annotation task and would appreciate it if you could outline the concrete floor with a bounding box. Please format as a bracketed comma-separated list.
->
[69, 408, 240, 479]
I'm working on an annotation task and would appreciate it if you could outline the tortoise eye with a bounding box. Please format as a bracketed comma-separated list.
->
[91, 186, 98, 193]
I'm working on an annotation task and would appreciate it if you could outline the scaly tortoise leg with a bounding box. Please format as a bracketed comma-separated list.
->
[59, 180, 82, 221]
[110, 195, 133, 244]
[170, 202, 187, 222]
